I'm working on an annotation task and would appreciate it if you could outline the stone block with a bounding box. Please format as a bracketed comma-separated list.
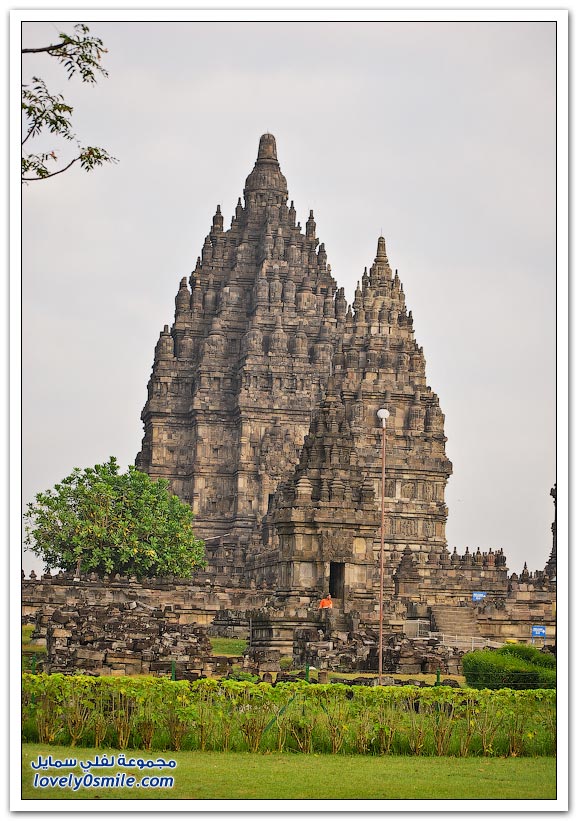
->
[76, 648, 105, 661]
[105, 653, 133, 665]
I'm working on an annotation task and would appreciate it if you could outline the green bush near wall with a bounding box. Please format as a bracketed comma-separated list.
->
[21, 674, 556, 757]
[494, 643, 556, 669]
[462, 647, 556, 690]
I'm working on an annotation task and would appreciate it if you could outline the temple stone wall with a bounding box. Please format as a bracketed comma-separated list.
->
[21, 573, 272, 630]
[22, 563, 555, 674]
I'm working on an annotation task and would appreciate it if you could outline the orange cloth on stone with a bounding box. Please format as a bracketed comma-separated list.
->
[319, 597, 333, 609]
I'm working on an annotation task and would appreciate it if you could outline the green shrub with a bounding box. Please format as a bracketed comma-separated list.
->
[462, 649, 556, 690]
[495, 644, 556, 669]
[21, 674, 556, 757]
[226, 668, 260, 683]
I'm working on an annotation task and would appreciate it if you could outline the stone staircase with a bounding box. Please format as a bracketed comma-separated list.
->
[430, 605, 482, 648]
[321, 607, 350, 637]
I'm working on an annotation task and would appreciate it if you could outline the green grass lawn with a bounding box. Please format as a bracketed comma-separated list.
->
[21, 744, 556, 800]
[22, 624, 46, 652]
[209, 637, 247, 656]
[22, 625, 46, 673]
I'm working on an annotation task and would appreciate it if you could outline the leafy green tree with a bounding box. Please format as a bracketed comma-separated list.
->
[22, 23, 116, 182]
[24, 457, 205, 578]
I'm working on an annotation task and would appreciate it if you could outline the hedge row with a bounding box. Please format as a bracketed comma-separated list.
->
[462, 648, 556, 690]
[22, 674, 556, 757]
[495, 643, 557, 669]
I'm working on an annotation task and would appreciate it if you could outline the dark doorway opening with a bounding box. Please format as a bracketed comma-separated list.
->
[329, 562, 345, 602]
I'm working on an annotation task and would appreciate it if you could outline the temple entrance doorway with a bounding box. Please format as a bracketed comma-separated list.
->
[329, 562, 345, 603]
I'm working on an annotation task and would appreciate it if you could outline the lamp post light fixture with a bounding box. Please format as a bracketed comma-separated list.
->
[376, 408, 390, 686]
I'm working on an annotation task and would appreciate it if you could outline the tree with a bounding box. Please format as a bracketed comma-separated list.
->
[24, 457, 206, 578]
[22, 23, 116, 182]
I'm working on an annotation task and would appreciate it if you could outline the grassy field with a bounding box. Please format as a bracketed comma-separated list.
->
[21, 744, 556, 800]
[22, 624, 45, 652]
[208, 637, 247, 656]
[22, 625, 46, 673]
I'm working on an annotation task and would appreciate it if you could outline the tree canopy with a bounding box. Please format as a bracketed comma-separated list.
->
[24, 457, 205, 578]
[22, 23, 116, 182]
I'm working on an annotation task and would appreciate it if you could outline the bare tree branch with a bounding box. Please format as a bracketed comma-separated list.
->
[22, 43, 67, 54]
[22, 156, 80, 181]
[21, 125, 36, 146]
[21, 24, 115, 183]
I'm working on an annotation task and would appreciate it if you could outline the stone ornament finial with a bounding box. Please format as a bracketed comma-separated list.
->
[257, 133, 278, 162]
[376, 235, 388, 261]
[245, 133, 287, 199]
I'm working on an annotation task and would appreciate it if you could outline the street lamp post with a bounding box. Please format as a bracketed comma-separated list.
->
[376, 408, 390, 686]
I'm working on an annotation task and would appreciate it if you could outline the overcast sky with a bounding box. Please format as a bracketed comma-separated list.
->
[20, 17, 558, 576]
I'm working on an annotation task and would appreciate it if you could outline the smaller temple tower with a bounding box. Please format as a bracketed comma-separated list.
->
[249, 237, 454, 629]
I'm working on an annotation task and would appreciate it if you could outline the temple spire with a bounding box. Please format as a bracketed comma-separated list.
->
[244, 133, 288, 202]
[257, 133, 278, 162]
[376, 235, 388, 263]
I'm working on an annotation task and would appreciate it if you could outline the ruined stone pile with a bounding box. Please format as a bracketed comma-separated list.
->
[293, 625, 464, 675]
[34, 602, 215, 679]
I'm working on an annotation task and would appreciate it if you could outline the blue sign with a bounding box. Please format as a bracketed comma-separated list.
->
[472, 591, 487, 602]
[532, 625, 547, 638]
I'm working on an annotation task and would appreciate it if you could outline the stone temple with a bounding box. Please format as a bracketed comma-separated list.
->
[23, 134, 556, 674]
[127, 133, 555, 658]
[135, 133, 452, 589]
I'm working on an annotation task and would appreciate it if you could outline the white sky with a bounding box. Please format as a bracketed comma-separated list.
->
[19, 17, 559, 576]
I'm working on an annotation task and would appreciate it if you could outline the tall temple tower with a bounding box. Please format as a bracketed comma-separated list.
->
[136, 134, 345, 580]
[249, 237, 453, 620]
[136, 134, 453, 594]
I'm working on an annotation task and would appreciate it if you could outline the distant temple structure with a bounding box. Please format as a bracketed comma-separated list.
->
[21, 135, 556, 673]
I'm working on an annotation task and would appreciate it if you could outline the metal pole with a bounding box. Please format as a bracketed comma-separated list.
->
[379, 419, 386, 686]
[376, 408, 389, 687]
